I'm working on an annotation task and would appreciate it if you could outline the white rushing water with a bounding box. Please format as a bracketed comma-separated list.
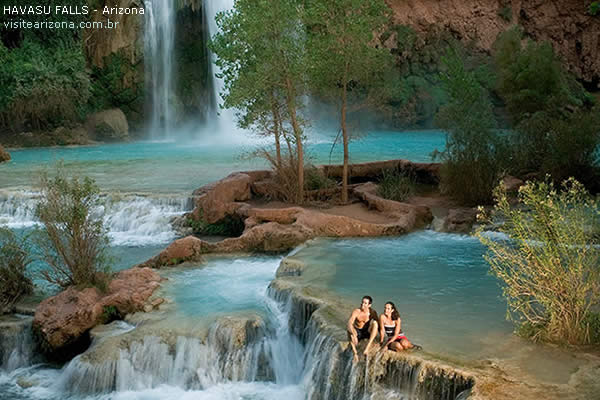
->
[144, 0, 176, 140]
[0, 190, 189, 246]
[204, 0, 240, 139]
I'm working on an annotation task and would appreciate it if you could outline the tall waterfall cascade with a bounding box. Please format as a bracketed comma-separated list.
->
[143, 0, 241, 140]
[144, 0, 176, 140]
[203, 0, 238, 137]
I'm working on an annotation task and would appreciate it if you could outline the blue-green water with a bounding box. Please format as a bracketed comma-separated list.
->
[161, 256, 283, 319]
[0, 130, 445, 193]
[291, 231, 514, 358]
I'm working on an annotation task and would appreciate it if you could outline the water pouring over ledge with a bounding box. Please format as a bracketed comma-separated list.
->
[144, 0, 244, 142]
[144, 0, 175, 140]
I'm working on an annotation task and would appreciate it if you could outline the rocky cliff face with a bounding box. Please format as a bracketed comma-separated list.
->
[84, 0, 145, 69]
[386, 0, 600, 89]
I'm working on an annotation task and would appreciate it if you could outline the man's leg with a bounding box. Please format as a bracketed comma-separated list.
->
[363, 320, 378, 355]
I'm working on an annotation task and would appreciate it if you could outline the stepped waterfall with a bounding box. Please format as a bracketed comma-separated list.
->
[1, 283, 472, 400]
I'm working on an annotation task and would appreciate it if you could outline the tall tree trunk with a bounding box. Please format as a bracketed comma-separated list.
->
[285, 77, 304, 204]
[270, 91, 282, 168]
[341, 63, 350, 204]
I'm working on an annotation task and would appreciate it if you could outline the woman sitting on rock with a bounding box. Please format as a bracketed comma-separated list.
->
[379, 301, 416, 351]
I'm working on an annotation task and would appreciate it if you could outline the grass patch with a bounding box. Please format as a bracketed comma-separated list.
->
[376, 169, 417, 202]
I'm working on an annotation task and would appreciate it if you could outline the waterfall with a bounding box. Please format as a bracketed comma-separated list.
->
[57, 317, 272, 394]
[268, 282, 476, 400]
[0, 317, 36, 372]
[144, 0, 176, 140]
[0, 190, 190, 246]
[204, 0, 239, 138]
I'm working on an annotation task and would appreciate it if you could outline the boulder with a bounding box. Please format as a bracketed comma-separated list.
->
[216, 222, 314, 253]
[0, 145, 10, 163]
[438, 208, 479, 234]
[140, 235, 216, 267]
[50, 126, 89, 145]
[33, 267, 162, 359]
[85, 108, 129, 142]
[192, 172, 255, 223]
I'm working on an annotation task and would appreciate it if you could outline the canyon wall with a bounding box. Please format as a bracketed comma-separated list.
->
[386, 0, 600, 89]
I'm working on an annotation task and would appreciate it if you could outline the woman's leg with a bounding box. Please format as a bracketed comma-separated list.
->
[388, 341, 404, 352]
[400, 338, 413, 350]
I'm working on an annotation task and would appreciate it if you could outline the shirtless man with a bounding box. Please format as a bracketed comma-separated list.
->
[347, 295, 379, 362]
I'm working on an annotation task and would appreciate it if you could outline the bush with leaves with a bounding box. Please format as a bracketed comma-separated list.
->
[0, 228, 34, 313]
[476, 178, 600, 345]
[34, 167, 112, 290]
[377, 169, 416, 202]
[434, 48, 503, 206]
[492, 28, 599, 185]
[0, 39, 90, 131]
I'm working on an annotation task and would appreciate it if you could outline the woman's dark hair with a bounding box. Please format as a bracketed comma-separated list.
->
[386, 302, 400, 321]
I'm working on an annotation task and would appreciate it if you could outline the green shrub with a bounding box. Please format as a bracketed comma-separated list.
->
[377, 169, 416, 202]
[476, 178, 600, 345]
[305, 166, 336, 191]
[89, 53, 142, 115]
[0, 228, 34, 313]
[101, 305, 121, 323]
[188, 215, 245, 237]
[0, 39, 90, 131]
[434, 47, 503, 206]
[34, 166, 112, 290]
[497, 5, 512, 22]
[493, 28, 600, 184]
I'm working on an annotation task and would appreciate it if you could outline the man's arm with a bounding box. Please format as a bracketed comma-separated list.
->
[347, 309, 358, 334]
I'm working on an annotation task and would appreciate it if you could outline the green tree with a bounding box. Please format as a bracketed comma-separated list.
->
[211, 0, 308, 203]
[476, 178, 600, 345]
[434, 48, 502, 205]
[306, 0, 393, 203]
[34, 167, 112, 289]
[0, 228, 34, 313]
[492, 27, 600, 184]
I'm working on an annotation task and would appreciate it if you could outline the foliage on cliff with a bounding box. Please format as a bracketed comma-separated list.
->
[493, 28, 600, 187]
[434, 48, 502, 205]
[0, 0, 91, 132]
[477, 178, 600, 345]
[0, 0, 142, 134]
[0, 39, 90, 131]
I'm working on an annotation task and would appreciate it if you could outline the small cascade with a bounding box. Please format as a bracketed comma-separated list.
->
[144, 0, 176, 139]
[102, 195, 191, 246]
[263, 295, 305, 385]
[0, 316, 36, 372]
[0, 190, 190, 246]
[57, 317, 271, 395]
[0, 190, 39, 228]
[268, 282, 475, 400]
